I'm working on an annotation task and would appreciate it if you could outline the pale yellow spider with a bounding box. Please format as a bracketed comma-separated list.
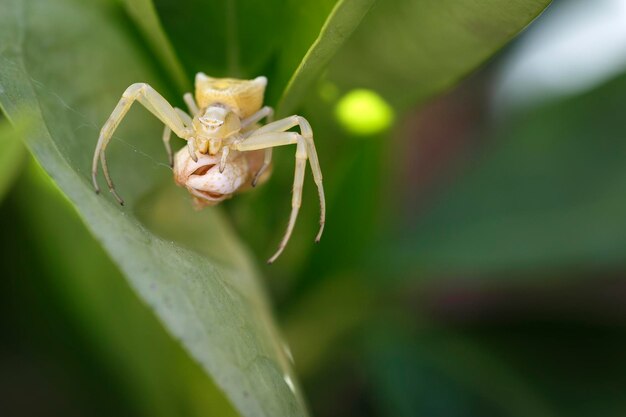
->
[92, 73, 325, 263]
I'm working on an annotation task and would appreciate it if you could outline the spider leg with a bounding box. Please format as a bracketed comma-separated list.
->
[183, 92, 199, 116]
[242, 106, 274, 130]
[92, 83, 191, 203]
[162, 126, 173, 167]
[248, 115, 325, 241]
[242, 106, 275, 186]
[252, 148, 272, 187]
[163, 108, 193, 167]
[219, 146, 230, 173]
[234, 128, 324, 263]
[187, 137, 199, 162]
[99, 151, 124, 205]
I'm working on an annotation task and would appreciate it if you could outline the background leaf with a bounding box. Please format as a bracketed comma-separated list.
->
[151, 0, 370, 106]
[0, 119, 25, 203]
[361, 322, 556, 417]
[276, 0, 554, 284]
[122, 0, 189, 91]
[387, 71, 626, 277]
[328, 0, 552, 110]
[277, 0, 376, 116]
[0, 1, 306, 416]
[153, 0, 284, 81]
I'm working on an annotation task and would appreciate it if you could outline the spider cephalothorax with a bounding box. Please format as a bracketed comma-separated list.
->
[92, 73, 325, 263]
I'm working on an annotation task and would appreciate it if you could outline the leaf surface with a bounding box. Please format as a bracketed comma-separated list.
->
[14, 160, 239, 417]
[328, 0, 552, 110]
[122, 0, 189, 91]
[277, 0, 376, 116]
[0, 120, 25, 202]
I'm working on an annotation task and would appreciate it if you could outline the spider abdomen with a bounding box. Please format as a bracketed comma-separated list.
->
[173, 148, 249, 207]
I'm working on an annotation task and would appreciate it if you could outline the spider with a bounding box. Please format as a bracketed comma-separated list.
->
[92, 73, 325, 263]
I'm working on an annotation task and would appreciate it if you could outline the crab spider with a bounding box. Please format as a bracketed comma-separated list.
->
[92, 73, 325, 263]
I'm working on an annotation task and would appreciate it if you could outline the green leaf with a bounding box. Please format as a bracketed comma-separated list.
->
[121, 0, 190, 91]
[362, 323, 557, 417]
[152, 0, 374, 108]
[277, 0, 377, 116]
[0, 119, 26, 202]
[0, 1, 306, 416]
[387, 72, 626, 276]
[14, 160, 239, 417]
[328, 0, 552, 110]
[153, 0, 285, 80]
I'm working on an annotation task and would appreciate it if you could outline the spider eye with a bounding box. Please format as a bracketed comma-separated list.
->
[199, 116, 224, 127]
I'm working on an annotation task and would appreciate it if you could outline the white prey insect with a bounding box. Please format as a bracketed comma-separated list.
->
[92, 73, 325, 263]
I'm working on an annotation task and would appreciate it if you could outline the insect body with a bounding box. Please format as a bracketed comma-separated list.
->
[92, 73, 325, 263]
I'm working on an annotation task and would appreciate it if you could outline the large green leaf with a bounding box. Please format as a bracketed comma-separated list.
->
[0, 1, 306, 416]
[387, 72, 626, 277]
[13, 160, 239, 417]
[0, 119, 25, 202]
[328, 0, 552, 110]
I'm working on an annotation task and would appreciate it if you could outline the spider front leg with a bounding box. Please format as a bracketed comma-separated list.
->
[162, 107, 193, 167]
[242, 106, 274, 130]
[234, 115, 325, 263]
[92, 83, 191, 204]
[183, 92, 199, 116]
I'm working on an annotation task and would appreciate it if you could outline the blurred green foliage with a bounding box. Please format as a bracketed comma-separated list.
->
[388, 71, 626, 277]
